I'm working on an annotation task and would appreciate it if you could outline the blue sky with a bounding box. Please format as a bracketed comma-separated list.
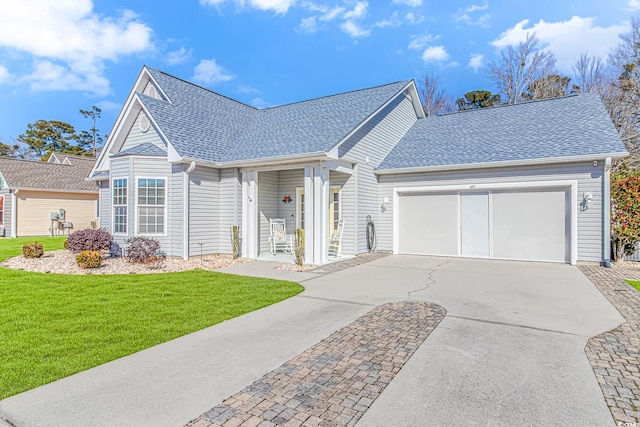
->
[0, 0, 637, 145]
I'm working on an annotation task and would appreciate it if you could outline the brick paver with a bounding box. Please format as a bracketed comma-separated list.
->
[308, 252, 390, 275]
[580, 265, 640, 425]
[186, 301, 445, 427]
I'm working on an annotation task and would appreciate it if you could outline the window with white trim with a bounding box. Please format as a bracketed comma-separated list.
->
[137, 178, 165, 234]
[112, 178, 128, 234]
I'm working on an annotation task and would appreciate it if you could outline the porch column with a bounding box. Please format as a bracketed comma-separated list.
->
[241, 170, 259, 258]
[313, 165, 329, 265]
[304, 166, 314, 264]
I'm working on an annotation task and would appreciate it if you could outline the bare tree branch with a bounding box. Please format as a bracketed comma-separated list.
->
[420, 71, 455, 116]
[488, 33, 556, 104]
[572, 53, 606, 94]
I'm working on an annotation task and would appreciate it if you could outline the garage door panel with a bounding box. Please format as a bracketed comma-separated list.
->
[492, 189, 568, 262]
[398, 192, 458, 256]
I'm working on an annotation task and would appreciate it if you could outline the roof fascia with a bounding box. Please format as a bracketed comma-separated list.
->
[326, 81, 416, 158]
[374, 152, 630, 175]
[177, 151, 330, 169]
[407, 80, 425, 119]
[91, 66, 151, 175]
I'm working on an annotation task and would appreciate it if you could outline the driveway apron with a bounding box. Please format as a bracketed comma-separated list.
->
[0, 256, 623, 427]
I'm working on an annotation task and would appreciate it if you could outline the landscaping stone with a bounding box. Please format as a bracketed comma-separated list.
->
[185, 300, 445, 427]
[580, 264, 640, 425]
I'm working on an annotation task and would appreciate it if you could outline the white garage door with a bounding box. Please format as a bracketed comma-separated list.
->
[397, 187, 570, 263]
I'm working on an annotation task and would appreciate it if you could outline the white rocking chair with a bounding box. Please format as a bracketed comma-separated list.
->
[328, 219, 345, 258]
[269, 218, 294, 254]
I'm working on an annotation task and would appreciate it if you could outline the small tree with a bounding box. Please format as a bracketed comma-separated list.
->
[611, 167, 640, 262]
[456, 90, 501, 110]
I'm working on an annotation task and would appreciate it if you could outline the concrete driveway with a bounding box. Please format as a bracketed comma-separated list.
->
[0, 255, 623, 427]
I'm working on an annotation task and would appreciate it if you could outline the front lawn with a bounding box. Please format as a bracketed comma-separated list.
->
[627, 279, 640, 292]
[0, 237, 302, 400]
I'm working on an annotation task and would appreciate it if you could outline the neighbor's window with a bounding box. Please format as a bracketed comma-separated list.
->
[112, 178, 128, 233]
[137, 178, 165, 234]
[0, 195, 4, 225]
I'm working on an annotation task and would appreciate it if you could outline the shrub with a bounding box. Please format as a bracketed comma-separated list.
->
[126, 237, 162, 264]
[109, 241, 122, 258]
[612, 167, 640, 262]
[75, 250, 103, 269]
[63, 239, 69, 249]
[66, 228, 113, 253]
[22, 242, 44, 259]
[294, 229, 304, 266]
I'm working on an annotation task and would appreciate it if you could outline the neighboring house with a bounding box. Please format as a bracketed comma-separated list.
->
[89, 66, 627, 265]
[0, 154, 98, 237]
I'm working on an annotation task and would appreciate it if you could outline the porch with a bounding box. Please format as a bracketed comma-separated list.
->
[241, 161, 354, 265]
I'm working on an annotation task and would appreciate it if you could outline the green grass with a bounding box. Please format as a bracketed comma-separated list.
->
[0, 237, 302, 400]
[626, 280, 640, 292]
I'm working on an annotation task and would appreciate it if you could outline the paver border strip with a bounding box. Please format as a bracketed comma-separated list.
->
[186, 300, 446, 427]
[580, 265, 640, 425]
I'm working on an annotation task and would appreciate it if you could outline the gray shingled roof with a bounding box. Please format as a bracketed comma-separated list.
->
[378, 93, 627, 170]
[0, 155, 97, 192]
[143, 68, 410, 163]
[111, 142, 166, 157]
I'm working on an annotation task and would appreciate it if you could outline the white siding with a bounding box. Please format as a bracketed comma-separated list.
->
[340, 92, 417, 167]
[98, 180, 110, 230]
[356, 164, 379, 254]
[329, 170, 355, 256]
[258, 171, 279, 254]
[120, 110, 166, 153]
[218, 168, 241, 255]
[188, 166, 220, 256]
[277, 169, 304, 235]
[1, 188, 12, 237]
[169, 163, 184, 257]
[377, 162, 605, 262]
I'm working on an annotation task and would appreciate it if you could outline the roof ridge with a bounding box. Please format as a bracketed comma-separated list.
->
[261, 80, 411, 111]
[145, 66, 260, 111]
[434, 93, 585, 118]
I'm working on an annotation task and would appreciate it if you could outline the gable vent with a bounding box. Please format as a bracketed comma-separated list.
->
[139, 113, 150, 133]
[147, 85, 158, 99]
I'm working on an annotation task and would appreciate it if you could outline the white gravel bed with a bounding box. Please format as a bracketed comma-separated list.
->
[0, 250, 252, 274]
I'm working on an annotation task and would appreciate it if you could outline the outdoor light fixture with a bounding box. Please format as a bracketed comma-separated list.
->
[583, 192, 593, 204]
[381, 197, 389, 213]
[282, 194, 292, 203]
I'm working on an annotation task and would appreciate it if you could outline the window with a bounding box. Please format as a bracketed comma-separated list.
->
[297, 188, 305, 229]
[0, 195, 4, 225]
[137, 178, 165, 234]
[112, 178, 128, 234]
[330, 186, 341, 235]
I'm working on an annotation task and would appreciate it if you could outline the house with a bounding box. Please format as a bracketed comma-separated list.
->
[0, 154, 99, 237]
[89, 66, 627, 265]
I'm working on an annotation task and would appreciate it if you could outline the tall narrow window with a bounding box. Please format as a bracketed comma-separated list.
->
[297, 188, 305, 229]
[0, 195, 4, 225]
[137, 178, 165, 234]
[329, 186, 341, 237]
[112, 178, 128, 234]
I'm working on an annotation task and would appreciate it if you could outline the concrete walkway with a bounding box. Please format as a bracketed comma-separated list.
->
[0, 256, 624, 427]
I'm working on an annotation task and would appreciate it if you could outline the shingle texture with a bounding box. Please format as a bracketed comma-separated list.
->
[143, 68, 410, 163]
[111, 142, 166, 157]
[379, 93, 627, 170]
[0, 155, 97, 192]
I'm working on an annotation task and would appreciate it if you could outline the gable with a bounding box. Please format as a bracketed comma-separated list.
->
[120, 110, 167, 154]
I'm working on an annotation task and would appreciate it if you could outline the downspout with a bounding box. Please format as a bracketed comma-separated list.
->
[11, 189, 17, 238]
[603, 157, 612, 268]
[183, 161, 196, 260]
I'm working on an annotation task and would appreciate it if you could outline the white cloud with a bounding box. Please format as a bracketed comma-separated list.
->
[166, 46, 192, 65]
[628, 0, 640, 11]
[341, 20, 370, 37]
[0, 65, 9, 83]
[375, 11, 401, 29]
[200, 0, 295, 14]
[455, 2, 490, 27]
[408, 34, 438, 50]
[96, 100, 122, 111]
[237, 85, 262, 94]
[492, 17, 630, 73]
[192, 59, 236, 85]
[297, 16, 319, 33]
[0, 0, 153, 95]
[422, 46, 450, 63]
[343, 1, 368, 20]
[250, 97, 271, 108]
[392, 0, 422, 6]
[321, 6, 345, 20]
[468, 53, 484, 72]
[404, 12, 425, 24]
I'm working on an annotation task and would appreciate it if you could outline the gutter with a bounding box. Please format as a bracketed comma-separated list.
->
[603, 157, 612, 268]
[183, 161, 196, 260]
[374, 152, 629, 175]
[176, 152, 330, 170]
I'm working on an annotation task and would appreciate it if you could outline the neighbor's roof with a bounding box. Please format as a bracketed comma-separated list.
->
[0, 155, 97, 192]
[143, 68, 411, 163]
[378, 93, 628, 170]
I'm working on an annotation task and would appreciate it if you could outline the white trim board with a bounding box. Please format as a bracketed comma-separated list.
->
[392, 180, 579, 265]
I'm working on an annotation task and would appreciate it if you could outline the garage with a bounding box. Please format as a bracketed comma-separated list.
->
[396, 185, 572, 263]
